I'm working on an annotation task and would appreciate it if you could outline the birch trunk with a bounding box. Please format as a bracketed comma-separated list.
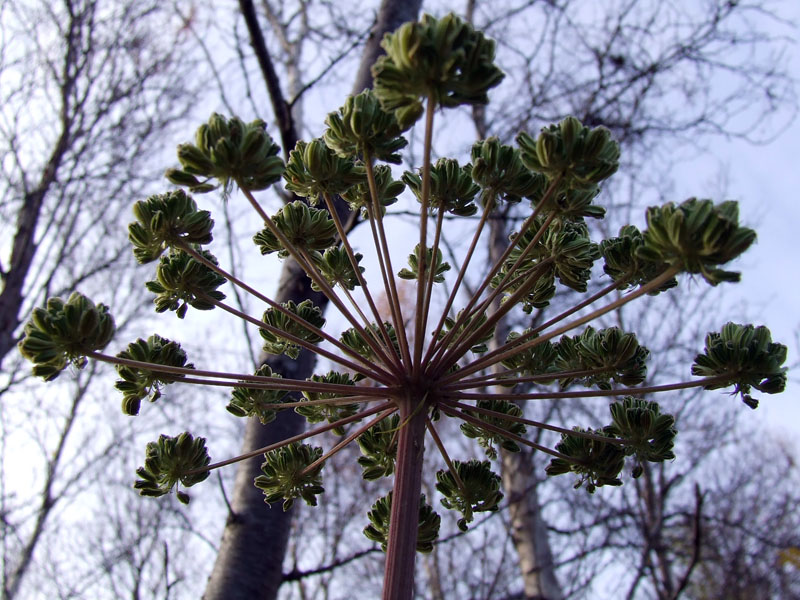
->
[488, 211, 564, 600]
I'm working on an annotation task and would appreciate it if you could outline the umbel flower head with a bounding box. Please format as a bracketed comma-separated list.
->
[166, 113, 284, 194]
[17, 12, 789, 600]
[134, 432, 210, 504]
[692, 322, 787, 408]
[372, 12, 505, 127]
[128, 190, 214, 264]
[324, 89, 409, 162]
[18, 292, 115, 381]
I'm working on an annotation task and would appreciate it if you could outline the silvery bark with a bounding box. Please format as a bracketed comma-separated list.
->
[488, 211, 564, 600]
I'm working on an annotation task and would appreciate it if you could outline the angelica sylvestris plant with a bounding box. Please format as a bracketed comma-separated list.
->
[17, 13, 788, 599]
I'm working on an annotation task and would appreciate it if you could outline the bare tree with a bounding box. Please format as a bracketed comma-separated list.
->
[0, 1, 200, 597]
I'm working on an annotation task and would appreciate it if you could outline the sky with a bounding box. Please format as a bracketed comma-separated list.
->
[707, 126, 800, 439]
[672, 36, 800, 440]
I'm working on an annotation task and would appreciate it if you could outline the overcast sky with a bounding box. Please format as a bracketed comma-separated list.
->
[678, 2, 799, 439]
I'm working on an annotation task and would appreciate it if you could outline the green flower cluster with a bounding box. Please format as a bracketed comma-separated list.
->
[166, 113, 284, 194]
[403, 158, 480, 216]
[692, 322, 787, 408]
[324, 89, 408, 162]
[436, 459, 503, 531]
[254, 442, 324, 511]
[299, 371, 361, 434]
[18, 292, 115, 381]
[555, 327, 649, 390]
[253, 200, 337, 259]
[372, 13, 504, 127]
[259, 300, 326, 360]
[547, 397, 677, 492]
[639, 199, 756, 285]
[146, 248, 226, 318]
[471, 137, 545, 204]
[517, 116, 620, 191]
[128, 190, 214, 264]
[364, 493, 440, 553]
[134, 433, 210, 504]
[357, 414, 400, 480]
[115, 334, 193, 416]
[310, 247, 364, 291]
[460, 399, 526, 459]
[340, 164, 403, 217]
[600, 225, 677, 293]
[398, 244, 451, 284]
[284, 139, 365, 202]
[226, 365, 289, 424]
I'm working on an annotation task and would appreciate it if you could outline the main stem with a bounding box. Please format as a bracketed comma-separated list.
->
[383, 393, 428, 600]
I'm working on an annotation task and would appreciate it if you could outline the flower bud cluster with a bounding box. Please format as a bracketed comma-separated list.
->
[18, 292, 116, 380]
[128, 190, 213, 264]
[254, 442, 324, 511]
[115, 334, 193, 416]
[166, 114, 284, 194]
[364, 493, 440, 553]
[372, 13, 504, 128]
[517, 116, 619, 191]
[436, 459, 503, 532]
[134, 433, 209, 504]
[324, 89, 408, 162]
[692, 322, 787, 408]
[226, 365, 288, 424]
[640, 199, 756, 285]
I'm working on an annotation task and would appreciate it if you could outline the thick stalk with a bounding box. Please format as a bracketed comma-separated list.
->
[383, 395, 428, 600]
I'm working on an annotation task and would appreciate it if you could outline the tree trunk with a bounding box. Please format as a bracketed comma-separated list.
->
[202, 2, 421, 598]
[488, 211, 564, 600]
[500, 450, 563, 600]
[0, 35, 77, 365]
